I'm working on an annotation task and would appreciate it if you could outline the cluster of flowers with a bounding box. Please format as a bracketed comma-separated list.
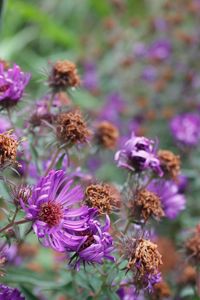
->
[0, 50, 198, 299]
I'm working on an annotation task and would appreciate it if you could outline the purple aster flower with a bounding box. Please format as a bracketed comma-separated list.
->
[115, 133, 163, 176]
[170, 113, 200, 147]
[148, 180, 186, 219]
[22, 170, 90, 252]
[0, 285, 25, 300]
[148, 39, 172, 61]
[69, 214, 114, 269]
[143, 272, 162, 292]
[0, 63, 31, 108]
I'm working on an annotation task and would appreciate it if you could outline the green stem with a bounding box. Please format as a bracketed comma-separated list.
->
[0, 219, 30, 234]
[44, 148, 60, 176]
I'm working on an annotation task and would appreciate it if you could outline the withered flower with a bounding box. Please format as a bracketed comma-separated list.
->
[49, 60, 80, 90]
[56, 110, 91, 147]
[94, 121, 119, 149]
[0, 131, 19, 168]
[185, 229, 200, 264]
[0, 59, 9, 69]
[133, 189, 165, 221]
[158, 150, 180, 180]
[85, 183, 120, 214]
[153, 281, 171, 299]
[127, 238, 162, 276]
[179, 265, 197, 285]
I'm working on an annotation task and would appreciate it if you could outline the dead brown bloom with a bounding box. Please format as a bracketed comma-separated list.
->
[156, 237, 179, 274]
[158, 150, 180, 180]
[0, 59, 9, 69]
[85, 183, 120, 214]
[127, 238, 162, 276]
[179, 265, 197, 285]
[49, 60, 80, 90]
[133, 189, 165, 221]
[153, 281, 171, 299]
[94, 121, 119, 149]
[0, 131, 19, 168]
[185, 231, 200, 263]
[56, 111, 91, 146]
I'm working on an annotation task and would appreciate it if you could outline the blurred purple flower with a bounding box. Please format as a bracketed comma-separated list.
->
[133, 42, 147, 58]
[0, 117, 10, 133]
[141, 66, 158, 82]
[153, 18, 168, 32]
[82, 61, 99, 92]
[170, 113, 200, 147]
[99, 92, 126, 125]
[0, 64, 31, 108]
[115, 133, 163, 175]
[0, 284, 25, 300]
[148, 180, 186, 219]
[117, 283, 144, 300]
[22, 170, 89, 252]
[148, 39, 172, 61]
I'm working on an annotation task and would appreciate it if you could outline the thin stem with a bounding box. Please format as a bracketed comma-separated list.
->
[44, 148, 60, 176]
[11, 206, 19, 223]
[7, 108, 16, 130]
[0, 219, 30, 234]
[123, 220, 131, 234]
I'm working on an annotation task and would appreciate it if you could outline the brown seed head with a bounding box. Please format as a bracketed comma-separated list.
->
[0, 131, 19, 168]
[185, 231, 200, 263]
[0, 59, 9, 69]
[85, 183, 120, 214]
[18, 243, 38, 258]
[56, 111, 91, 146]
[153, 281, 171, 299]
[156, 237, 179, 274]
[94, 121, 119, 149]
[133, 189, 165, 221]
[49, 60, 80, 90]
[127, 238, 162, 276]
[158, 150, 180, 180]
[179, 265, 197, 285]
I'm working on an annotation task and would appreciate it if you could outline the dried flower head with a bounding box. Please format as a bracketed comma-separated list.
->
[0, 59, 9, 69]
[185, 230, 200, 263]
[94, 121, 119, 149]
[133, 189, 165, 221]
[85, 183, 120, 214]
[56, 110, 91, 146]
[0, 131, 19, 168]
[179, 265, 197, 285]
[127, 238, 162, 276]
[153, 281, 171, 299]
[158, 150, 180, 180]
[156, 237, 179, 274]
[49, 60, 80, 90]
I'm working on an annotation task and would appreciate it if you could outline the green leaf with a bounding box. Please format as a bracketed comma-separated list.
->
[20, 286, 38, 300]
